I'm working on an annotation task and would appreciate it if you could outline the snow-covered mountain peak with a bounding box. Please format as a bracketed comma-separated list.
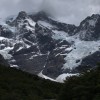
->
[76, 14, 100, 41]
[0, 11, 100, 82]
[29, 11, 50, 22]
[79, 14, 100, 27]
[17, 11, 28, 20]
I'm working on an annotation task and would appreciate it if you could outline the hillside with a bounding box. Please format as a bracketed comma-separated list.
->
[0, 64, 62, 100]
[1, 59, 100, 100]
[58, 65, 100, 100]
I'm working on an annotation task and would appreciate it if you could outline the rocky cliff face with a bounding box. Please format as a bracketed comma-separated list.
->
[0, 54, 9, 67]
[77, 14, 100, 41]
[0, 11, 100, 80]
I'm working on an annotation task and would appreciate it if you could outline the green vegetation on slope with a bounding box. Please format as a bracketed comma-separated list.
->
[58, 66, 100, 100]
[1, 63, 100, 100]
[0, 65, 62, 100]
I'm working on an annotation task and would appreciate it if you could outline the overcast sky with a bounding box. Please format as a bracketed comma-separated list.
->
[0, 0, 100, 25]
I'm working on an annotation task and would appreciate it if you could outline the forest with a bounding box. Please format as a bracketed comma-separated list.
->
[0, 64, 100, 100]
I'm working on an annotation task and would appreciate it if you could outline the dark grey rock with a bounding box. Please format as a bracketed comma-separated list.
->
[0, 54, 9, 67]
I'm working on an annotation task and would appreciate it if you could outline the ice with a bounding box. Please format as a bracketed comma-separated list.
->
[11, 64, 19, 68]
[38, 71, 78, 83]
[29, 55, 38, 59]
[26, 26, 34, 31]
[56, 73, 78, 83]
[38, 21, 54, 29]
[17, 47, 23, 52]
[26, 18, 36, 27]
[52, 30, 69, 40]
[63, 36, 100, 69]
[89, 20, 96, 27]
[0, 37, 6, 41]
[38, 71, 56, 82]
[0, 47, 13, 59]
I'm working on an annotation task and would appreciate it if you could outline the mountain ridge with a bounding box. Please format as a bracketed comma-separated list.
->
[0, 11, 100, 82]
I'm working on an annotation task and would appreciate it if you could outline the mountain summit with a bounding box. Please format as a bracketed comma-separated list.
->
[0, 11, 100, 82]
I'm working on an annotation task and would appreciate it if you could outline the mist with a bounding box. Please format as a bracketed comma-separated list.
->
[0, 0, 100, 25]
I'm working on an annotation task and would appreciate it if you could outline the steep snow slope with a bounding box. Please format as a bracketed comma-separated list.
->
[38, 70, 77, 83]
[56, 73, 78, 83]
[63, 36, 100, 69]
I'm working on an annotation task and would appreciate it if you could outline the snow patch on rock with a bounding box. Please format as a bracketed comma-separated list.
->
[38, 71, 78, 83]
[38, 71, 56, 82]
[56, 73, 78, 83]
[52, 30, 69, 40]
[0, 47, 13, 59]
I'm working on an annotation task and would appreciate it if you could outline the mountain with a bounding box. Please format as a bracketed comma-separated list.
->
[77, 14, 100, 41]
[0, 11, 100, 81]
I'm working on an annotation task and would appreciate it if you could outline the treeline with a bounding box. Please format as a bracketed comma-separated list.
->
[58, 65, 100, 100]
[1, 64, 100, 100]
[0, 64, 62, 100]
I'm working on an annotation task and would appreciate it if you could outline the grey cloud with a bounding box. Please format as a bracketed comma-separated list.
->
[0, 0, 100, 25]
[45, 0, 100, 25]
